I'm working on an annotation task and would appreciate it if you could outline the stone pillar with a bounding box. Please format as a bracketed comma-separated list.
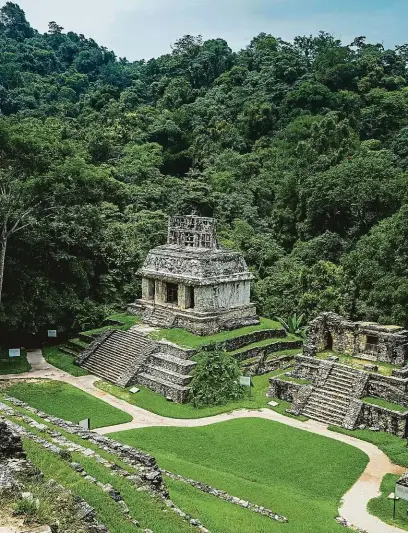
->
[178, 285, 194, 309]
[178, 284, 187, 310]
[155, 280, 166, 304]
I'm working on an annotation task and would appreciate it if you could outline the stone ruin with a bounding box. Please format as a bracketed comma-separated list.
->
[303, 312, 408, 364]
[128, 215, 259, 335]
[0, 418, 27, 494]
[268, 313, 408, 436]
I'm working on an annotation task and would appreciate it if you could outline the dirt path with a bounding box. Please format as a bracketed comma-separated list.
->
[1, 349, 406, 533]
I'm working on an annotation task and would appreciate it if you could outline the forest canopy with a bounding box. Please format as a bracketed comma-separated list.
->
[1, 2, 408, 341]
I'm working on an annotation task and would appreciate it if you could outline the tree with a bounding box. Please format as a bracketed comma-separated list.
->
[189, 351, 244, 407]
[0, 171, 38, 307]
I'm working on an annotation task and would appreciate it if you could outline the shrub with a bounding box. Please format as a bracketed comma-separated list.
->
[189, 351, 244, 408]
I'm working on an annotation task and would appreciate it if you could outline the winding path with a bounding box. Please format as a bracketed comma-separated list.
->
[1, 349, 406, 533]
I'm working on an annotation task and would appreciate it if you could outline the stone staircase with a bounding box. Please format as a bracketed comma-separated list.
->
[302, 365, 357, 426]
[81, 330, 157, 387]
[137, 344, 197, 403]
[143, 307, 176, 328]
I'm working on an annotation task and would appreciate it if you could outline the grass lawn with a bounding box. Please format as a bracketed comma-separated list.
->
[82, 312, 141, 337]
[4, 380, 132, 429]
[43, 345, 88, 376]
[22, 438, 194, 533]
[368, 474, 408, 531]
[278, 374, 311, 385]
[330, 426, 408, 468]
[111, 418, 368, 533]
[150, 317, 283, 348]
[0, 349, 30, 374]
[317, 351, 400, 377]
[363, 396, 408, 413]
[95, 369, 307, 420]
[230, 336, 300, 355]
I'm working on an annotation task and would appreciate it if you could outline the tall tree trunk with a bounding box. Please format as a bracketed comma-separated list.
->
[0, 231, 7, 309]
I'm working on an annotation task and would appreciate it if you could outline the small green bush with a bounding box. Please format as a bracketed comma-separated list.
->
[14, 494, 39, 517]
[189, 351, 244, 407]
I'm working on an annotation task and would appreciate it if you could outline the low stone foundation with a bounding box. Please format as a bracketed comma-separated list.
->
[201, 328, 286, 352]
[267, 379, 302, 403]
[358, 403, 408, 437]
[231, 340, 302, 362]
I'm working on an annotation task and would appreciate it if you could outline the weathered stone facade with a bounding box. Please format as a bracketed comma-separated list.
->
[129, 216, 259, 335]
[0, 419, 26, 460]
[303, 312, 408, 364]
[269, 354, 408, 436]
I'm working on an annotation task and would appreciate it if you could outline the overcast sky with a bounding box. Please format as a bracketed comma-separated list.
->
[15, 0, 408, 61]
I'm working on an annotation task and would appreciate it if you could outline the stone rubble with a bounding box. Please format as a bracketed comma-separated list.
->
[1, 399, 212, 533]
[162, 470, 287, 523]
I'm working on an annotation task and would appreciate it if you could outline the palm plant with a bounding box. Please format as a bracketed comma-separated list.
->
[276, 313, 307, 338]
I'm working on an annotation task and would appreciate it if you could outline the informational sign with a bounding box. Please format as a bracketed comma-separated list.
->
[239, 376, 251, 387]
[47, 330, 57, 338]
[395, 483, 408, 501]
[78, 418, 90, 430]
[129, 387, 140, 394]
[8, 348, 21, 358]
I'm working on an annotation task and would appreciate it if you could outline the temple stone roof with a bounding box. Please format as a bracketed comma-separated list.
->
[139, 215, 254, 286]
[140, 245, 254, 286]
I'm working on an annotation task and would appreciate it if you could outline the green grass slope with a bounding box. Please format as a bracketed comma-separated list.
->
[111, 418, 368, 533]
[5, 381, 132, 429]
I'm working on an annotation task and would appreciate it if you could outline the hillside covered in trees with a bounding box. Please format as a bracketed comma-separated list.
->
[1, 1, 408, 341]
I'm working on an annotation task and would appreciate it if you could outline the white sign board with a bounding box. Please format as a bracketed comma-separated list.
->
[396, 483, 408, 501]
[8, 348, 21, 358]
[47, 330, 57, 338]
[239, 376, 251, 387]
[78, 418, 90, 430]
[129, 387, 140, 394]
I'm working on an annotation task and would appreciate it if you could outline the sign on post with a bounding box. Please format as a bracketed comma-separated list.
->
[8, 348, 21, 358]
[239, 376, 252, 399]
[395, 483, 408, 501]
[47, 330, 57, 338]
[78, 418, 90, 430]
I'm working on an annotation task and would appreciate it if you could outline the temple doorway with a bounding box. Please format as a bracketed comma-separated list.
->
[166, 283, 178, 305]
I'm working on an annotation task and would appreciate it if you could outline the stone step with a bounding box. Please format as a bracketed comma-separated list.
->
[303, 403, 345, 420]
[137, 372, 190, 403]
[58, 346, 78, 357]
[79, 333, 95, 343]
[82, 364, 123, 384]
[146, 365, 192, 386]
[80, 329, 157, 387]
[331, 367, 357, 376]
[312, 390, 350, 405]
[326, 374, 355, 385]
[150, 352, 196, 374]
[82, 357, 129, 372]
[324, 379, 353, 391]
[306, 399, 348, 417]
[302, 407, 344, 426]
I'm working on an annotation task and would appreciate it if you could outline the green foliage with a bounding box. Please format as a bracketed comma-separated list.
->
[2, 4, 408, 335]
[95, 369, 301, 419]
[276, 313, 305, 336]
[189, 351, 244, 407]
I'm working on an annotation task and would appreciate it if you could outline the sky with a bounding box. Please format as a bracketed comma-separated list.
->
[15, 0, 408, 61]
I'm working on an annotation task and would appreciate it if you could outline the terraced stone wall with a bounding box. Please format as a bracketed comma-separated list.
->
[267, 379, 302, 402]
[232, 339, 302, 362]
[357, 403, 408, 437]
[201, 329, 286, 352]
